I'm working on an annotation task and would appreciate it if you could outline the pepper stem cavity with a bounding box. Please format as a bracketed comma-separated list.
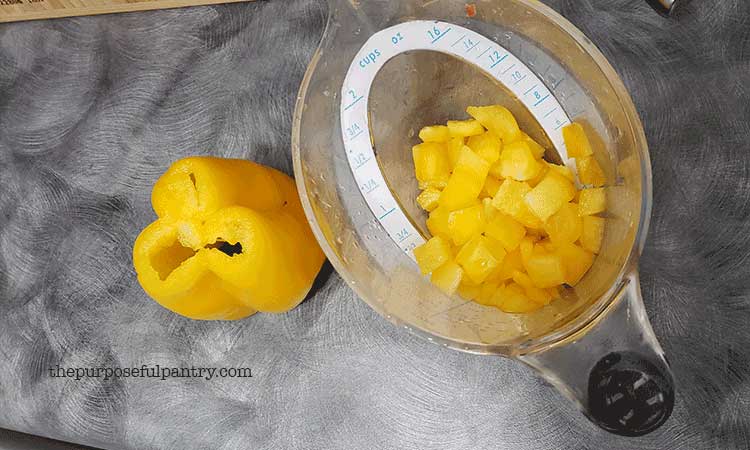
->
[151, 241, 197, 281]
[205, 240, 243, 257]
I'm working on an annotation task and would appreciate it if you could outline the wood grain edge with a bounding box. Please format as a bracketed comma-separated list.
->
[0, 0, 254, 23]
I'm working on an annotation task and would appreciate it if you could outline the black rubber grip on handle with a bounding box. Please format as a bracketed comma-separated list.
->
[587, 351, 675, 436]
[644, 0, 687, 16]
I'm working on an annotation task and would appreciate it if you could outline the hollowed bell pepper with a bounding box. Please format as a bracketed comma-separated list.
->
[133, 157, 325, 320]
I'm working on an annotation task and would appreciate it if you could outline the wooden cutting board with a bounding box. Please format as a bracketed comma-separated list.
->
[0, 0, 253, 23]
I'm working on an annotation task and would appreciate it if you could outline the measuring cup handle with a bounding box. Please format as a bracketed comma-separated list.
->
[518, 271, 675, 436]
[645, 0, 681, 15]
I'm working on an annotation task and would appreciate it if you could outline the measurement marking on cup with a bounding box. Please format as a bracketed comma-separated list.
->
[396, 228, 411, 243]
[501, 63, 516, 75]
[378, 207, 396, 220]
[534, 94, 550, 106]
[489, 53, 508, 68]
[464, 40, 479, 53]
[341, 20, 571, 259]
[344, 96, 364, 111]
[428, 26, 452, 43]
[361, 179, 380, 194]
[524, 84, 538, 96]
[348, 128, 366, 141]
[353, 156, 371, 170]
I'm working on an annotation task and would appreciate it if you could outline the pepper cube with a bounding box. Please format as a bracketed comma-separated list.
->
[413, 236, 453, 275]
[524, 172, 576, 222]
[578, 188, 606, 216]
[412, 142, 450, 189]
[466, 105, 521, 142]
[431, 261, 464, 295]
[456, 236, 500, 284]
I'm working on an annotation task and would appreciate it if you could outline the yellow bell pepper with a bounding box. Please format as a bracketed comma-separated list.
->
[133, 157, 325, 320]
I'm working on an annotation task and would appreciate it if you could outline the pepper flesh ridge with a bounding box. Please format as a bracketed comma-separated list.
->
[133, 157, 325, 320]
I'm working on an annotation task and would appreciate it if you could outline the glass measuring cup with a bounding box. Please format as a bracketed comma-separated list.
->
[292, 0, 674, 436]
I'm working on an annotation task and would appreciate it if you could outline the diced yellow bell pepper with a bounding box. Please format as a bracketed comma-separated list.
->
[455, 145, 491, 179]
[512, 270, 534, 289]
[448, 137, 465, 168]
[485, 214, 526, 251]
[447, 119, 485, 137]
[519, 236, 537, 266]
[527, 162, 549, 188]
[525, 251, 566, 288]
[495, 283, 541, 313]
[537, 239, 558, 253]
[518, 132, 547, 159]
[556, 243, 594, 286]
[466, 105, 521, 142]
[413, 236, 453, 275]
[515, 208, 545, 230]
[440, 147, 490, 211]
[547, 163, 575, 183]
[581, 215, 605, 254]
[412, 142, 450, 189]
[419, 125, 451, 143]
[426, 207, 451, 238]
[431, 261, 464, 295]
[524, 172, 576, 221]
[456, 236, 500, 284]
[576, 155, 607, 187]
[412, 107, 608, 313]
[524, 284, 554, 305]
[476, 280, 501, 306]
[562, 123, 594, 159]
[134, 157, 325, 319]
[457, 280, 482, 300]
[440, 170, 483, 211]
[578, 188, 606, 216]
[416, 188, 442, 212]
[491, 179, 530, 218]
[525, 227, 548, 239]
[448, 204, 485, 246]
[544, 202, 582, 245]
[485, 237, 508, 263]
[467, 131, 502, 164]
[482, 197, 498, 222]
[496, 247, 524, 281]
[488, 160, 504, 179]
[513, 270, 553, 305]
[481, 176, 503, 198]
[499, 141, 543, 181]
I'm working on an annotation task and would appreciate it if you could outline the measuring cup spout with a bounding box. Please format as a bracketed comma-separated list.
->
[518, 271, 674, 436]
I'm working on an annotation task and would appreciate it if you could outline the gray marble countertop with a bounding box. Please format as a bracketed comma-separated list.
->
[1, 0, 749, 449]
